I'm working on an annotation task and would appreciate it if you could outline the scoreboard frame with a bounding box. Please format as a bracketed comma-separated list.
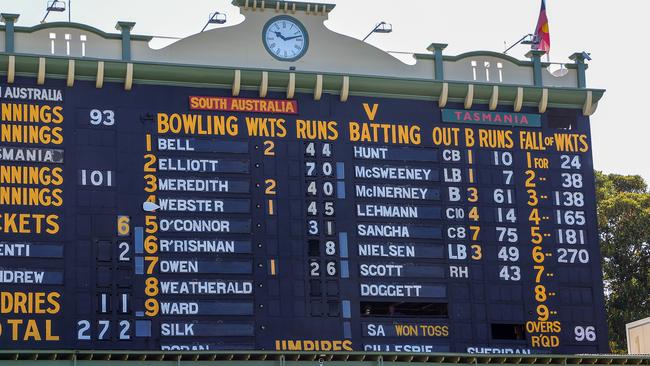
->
[0, 0, 610, 355]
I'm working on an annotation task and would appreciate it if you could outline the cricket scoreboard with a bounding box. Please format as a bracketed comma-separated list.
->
[0, 77, 608, 354]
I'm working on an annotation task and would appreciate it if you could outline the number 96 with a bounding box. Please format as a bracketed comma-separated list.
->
[574, 326, 596, 341]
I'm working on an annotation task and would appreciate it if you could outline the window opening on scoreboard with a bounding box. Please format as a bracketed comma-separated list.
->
[547, 109, 577, 130]
[308, 239, 320, 256]
[491, 323, 526, 340]
[309, 279, 321, 296]
[547, 118, 575, 130]
[360, 302, 448, 318]
[328, 301, 340, 316]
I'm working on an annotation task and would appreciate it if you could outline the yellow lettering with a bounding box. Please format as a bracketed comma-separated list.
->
[362, 103, 379, 120]
[157, 113, 238, 136]
[296, 120, 338, 141]
[464, 128, 475, 147]
[0, 103, 63, 123]
[45, 319, 59, 341]
[7, 319, 22, 340]
[348, 122, 419, 145]
[23, 319, 41, 341]
[432, 127, 460, 146]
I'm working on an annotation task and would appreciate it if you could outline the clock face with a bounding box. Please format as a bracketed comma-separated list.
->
[262, 16, 309, 61]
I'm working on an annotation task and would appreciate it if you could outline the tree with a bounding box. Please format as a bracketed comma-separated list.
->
[596, 171, 650, 353]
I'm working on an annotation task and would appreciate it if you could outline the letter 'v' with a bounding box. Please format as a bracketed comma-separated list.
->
[362, 103, 379, 121]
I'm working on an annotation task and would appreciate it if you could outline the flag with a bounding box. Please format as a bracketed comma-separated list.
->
[533, 0, 551, 53]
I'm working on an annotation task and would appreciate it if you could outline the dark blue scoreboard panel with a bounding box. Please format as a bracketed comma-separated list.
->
[0, 78, 608, 354]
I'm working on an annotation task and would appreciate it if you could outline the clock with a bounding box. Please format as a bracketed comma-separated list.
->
[262, 16, 309, 61]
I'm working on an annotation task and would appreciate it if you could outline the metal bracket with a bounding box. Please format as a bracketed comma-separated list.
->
[233, 69, 241, 96]
[96, 61, 105, 88]
[489, 85, 499, 110]
[340, 75, 350, 102]
[438, 82, 448, 108]
[539, 88, 548, 113]
[67, 59, 75, 87]
[464, 84, 474, 109]
[37, 57, 46, 85]
[583, 90, 597, 116]
[314, 74, 323, 101]
[125, 62, 133, 91]
[514, 86, 523, 112]
[260, 71, 268, 97]
[287, 72, 295, 99]
[7, 55, 15, 83]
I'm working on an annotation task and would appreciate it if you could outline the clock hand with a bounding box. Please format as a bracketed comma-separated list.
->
[283, 35, 302, 41]
[273, 31, 287, 41]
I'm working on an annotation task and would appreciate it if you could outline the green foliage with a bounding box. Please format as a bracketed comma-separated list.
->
[596, 171, 650, 353]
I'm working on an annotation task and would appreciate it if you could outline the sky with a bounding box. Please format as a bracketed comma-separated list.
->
[4, 0, 650, 181]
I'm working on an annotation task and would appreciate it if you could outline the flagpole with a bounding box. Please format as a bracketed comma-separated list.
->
[533, 0, 551, 61]
[546, 0, 550, 62]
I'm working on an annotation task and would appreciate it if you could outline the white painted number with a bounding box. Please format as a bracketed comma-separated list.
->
[324, 201, 334, 216]
[307, 201, 317, 215]
[77, 320, 90, 340]
[307, 181, 317, 195]
[496, 207, 517, 223]
[98, 320, 110, 340]
[498, 246, 519, 261]
[305, 142, 315, 156]
[119, 320, 131, 340]
[556, 210, 586, 225]
[118, 241, 130, 261]
[493, 189, 514, 204]
[326, 261, 337, 276]
[305, 162, 316, 176]
[323, 182, 334, 196]
[574, 326, 596, 341]
[554, 191, 585, 207]
[557, 229, 585, 245]
[561, 173, 583, 188]
[322, 162, 333, 176]
[308, 220, 318, 235]
[310, 261, 320, 276]
[561, 155, 581, 169]
[493, 151, 513, 166]
[322, 143, 332, 157]
[496, 227, 518, 242]
[325, 241, 336, 255]
[499, 265, 521, 281]
[80, 170, 114, 187]
[90, 109, 115, 126]
[502, 170, 514, 184]
[557, 248, 589, 263]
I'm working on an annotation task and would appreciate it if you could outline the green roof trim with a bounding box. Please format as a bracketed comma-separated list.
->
[0, 53, 604, 110]
[415, 50, 556, 68]
[0, 21, 153, 41]
[445, 51, 534, 66]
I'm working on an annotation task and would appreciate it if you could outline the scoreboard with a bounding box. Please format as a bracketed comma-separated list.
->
[0, 77, 608, 354]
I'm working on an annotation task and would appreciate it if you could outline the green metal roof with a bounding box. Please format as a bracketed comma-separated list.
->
[0, 53, 604, 111]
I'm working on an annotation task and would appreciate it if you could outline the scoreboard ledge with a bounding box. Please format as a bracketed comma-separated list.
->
[0, 351, 647, 364]
[0, 53, 605, 113]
